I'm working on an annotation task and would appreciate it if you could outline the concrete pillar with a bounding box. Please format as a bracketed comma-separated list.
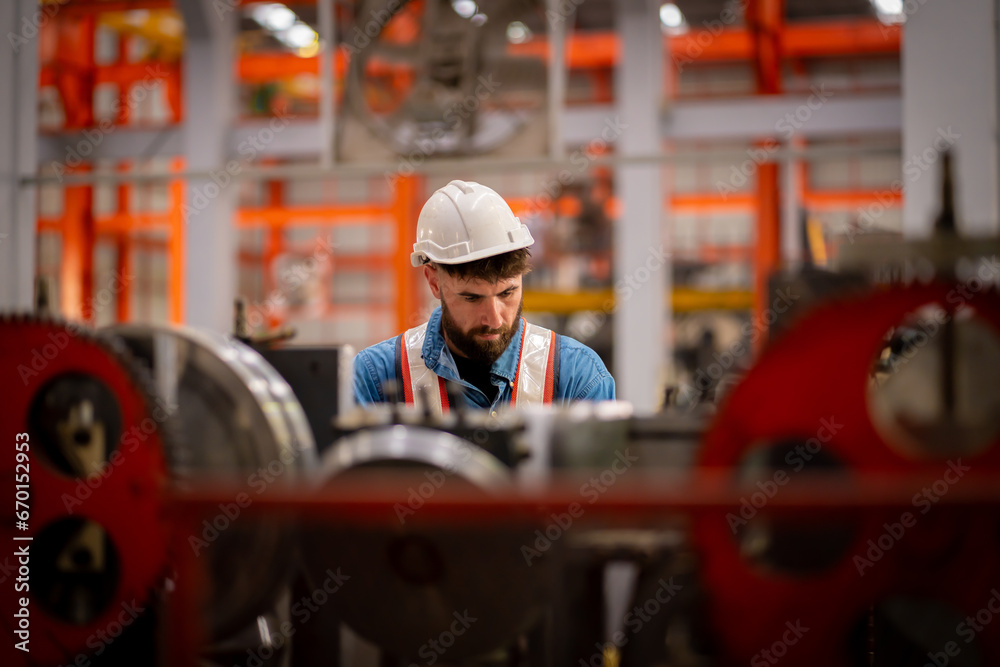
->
[781, 148, 803, 267]
[614, 0, 668, 413]
[902, 0, 998, 237]
[0, 0, 39, 311]
[180, 1, 237, 331]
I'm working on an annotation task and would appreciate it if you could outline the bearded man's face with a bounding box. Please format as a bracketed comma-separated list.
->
[427, 269, 523, 364]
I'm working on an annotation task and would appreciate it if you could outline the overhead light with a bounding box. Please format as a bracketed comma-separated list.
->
[470, 12, 487, 26]
[870, 0, 905, 23]
[279, 22, 318, 48]
[252, 3, 297, 32]
[659, 3, 687, 33]
[871, 0, 903, 14]
[451, 0, 477, 19]
[506, 21, 532, 44]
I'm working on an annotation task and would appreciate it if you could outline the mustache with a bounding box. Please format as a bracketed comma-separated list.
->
[471, 325, 509, 335]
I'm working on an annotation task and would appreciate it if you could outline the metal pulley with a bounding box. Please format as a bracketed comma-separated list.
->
[106, 323, 318, 641]
[301, 425, 558, 663]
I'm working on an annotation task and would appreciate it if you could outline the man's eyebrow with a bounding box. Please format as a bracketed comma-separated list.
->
[456, 284, 518, 298]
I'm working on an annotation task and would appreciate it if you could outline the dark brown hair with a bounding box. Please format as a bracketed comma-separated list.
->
[432, 248, 532, 283]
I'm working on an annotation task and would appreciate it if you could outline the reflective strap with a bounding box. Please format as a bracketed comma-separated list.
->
[513, 321, 556, 407]
[543, 329, 557, 403]
[396, 334, 413, 404]
[400, 323, 449, 415]
[401, 319, 554, 411]
[437, 376, 450, 414]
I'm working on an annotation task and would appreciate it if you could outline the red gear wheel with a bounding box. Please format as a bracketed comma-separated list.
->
[692, 283, 1000, 666]
[1, 315, 170, 667]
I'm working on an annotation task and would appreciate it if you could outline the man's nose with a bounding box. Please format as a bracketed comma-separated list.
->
[481, 298, 503, 329]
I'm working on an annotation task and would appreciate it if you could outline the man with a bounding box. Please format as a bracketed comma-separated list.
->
[354, 180, 614, 413]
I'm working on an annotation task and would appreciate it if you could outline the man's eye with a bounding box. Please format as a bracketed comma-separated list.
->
[501, 290, 516, 298]
[464, 296, 479, 303]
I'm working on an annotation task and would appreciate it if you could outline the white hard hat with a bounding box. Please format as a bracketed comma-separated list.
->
[410, 180, 534, 267]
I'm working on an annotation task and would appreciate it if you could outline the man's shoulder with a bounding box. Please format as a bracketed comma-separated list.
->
[353, 335, 400, 404]
[552, 333, 614, 400]
[356, 335, 398, 364]
[555, 334, 610, 373]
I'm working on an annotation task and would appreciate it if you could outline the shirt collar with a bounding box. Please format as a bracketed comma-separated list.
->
[422, 306, 525, 383]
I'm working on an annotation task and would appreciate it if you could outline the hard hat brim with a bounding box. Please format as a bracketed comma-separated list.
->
[410, 227, 534, 267]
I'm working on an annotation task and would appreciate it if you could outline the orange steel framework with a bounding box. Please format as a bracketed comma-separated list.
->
[39, 21, 902, 109]
[746, 0, 784, 332]
[36, 5, 902, 335]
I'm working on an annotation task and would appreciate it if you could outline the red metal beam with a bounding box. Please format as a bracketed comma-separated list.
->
[52, 15, 96, 129]
[264, 178, 286, 329]
[58, 191, 901, 232]
[41, 20, 900, 112]
[61, 176, 95, 320]
[508, 20, 900, 68]
[169, 158, 185, 324]
[40, 61, 178, 90]
[163, 471, 1000, 524]
[784, 20, 902, 57]
[239, 51, 349, 84]
[58, 1, 175, 15]
[803, 188, 902, 211]
[754, 162, 781, 312]
[392, 175, 422, 332]
[115, 161, 132, 322]
[671, 192, 757, 214]
[38, 211, 172, 233]
[746, 0, 784, 95]
[237, 204, 394, 226]
[746, 0, 784, 337]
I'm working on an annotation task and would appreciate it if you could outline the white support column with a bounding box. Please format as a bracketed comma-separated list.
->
[613, 0, 667, 413]
[902, 0, 999, 237]
[179, 0, 237, 331]
[0, 0, 39, 311]
[317, 0, 336, 168]
[781, 151, 802, 267]
[546, 0, 568, 161]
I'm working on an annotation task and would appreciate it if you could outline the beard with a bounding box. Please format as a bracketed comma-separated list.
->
[441, 298, 523, 365]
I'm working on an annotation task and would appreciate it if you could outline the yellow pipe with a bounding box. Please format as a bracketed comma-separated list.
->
[98, 10, 184, 62]
[523, 288, 754, 314]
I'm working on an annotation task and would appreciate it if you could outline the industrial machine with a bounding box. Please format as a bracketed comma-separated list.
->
[4, 159, 1000, 666]
[1, 318, 318, 666]
[339, 0, 548, 161]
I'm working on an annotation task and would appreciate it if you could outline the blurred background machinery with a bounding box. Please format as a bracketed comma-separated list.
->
[10, 0, 977, 414]
[3, 0, 1000, 665]
[4, 160, 1000, 666]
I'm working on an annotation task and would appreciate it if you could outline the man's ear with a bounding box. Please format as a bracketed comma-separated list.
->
[424, 264, 442, 299]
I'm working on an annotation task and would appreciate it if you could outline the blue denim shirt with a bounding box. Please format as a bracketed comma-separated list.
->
[353, 307, 615, 410]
